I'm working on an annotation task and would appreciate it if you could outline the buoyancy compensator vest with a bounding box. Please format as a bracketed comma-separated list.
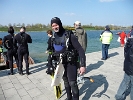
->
[51, 30, 78, 64]
[52, 30, 70, 53]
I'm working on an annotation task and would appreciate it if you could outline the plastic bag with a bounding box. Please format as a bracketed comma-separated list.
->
[117, 37, 120, 42]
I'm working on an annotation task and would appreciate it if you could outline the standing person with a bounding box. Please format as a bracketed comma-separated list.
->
[45, 30, 53, 54]
[119, 31, 127, 47]
[45, 30, 54, 75]
[100, 25, 113, 60]
[115, 36, 133, 100]
[50, 17, 86, 100]
[3, 26, 19, 75]
[73, 21, 87, 52]
[127, 25, 133, 38]
[0, 38, 3, 63]
[14, 26, 32, 75]
[0, 38, 3, 54]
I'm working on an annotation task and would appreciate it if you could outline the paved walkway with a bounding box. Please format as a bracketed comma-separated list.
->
[0, 47, 131, 100]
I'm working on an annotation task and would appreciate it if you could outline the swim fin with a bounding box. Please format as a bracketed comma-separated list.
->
[51, 72, 62, 99]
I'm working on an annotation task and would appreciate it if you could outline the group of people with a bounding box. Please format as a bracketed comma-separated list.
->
[99, 25, 133, 99]
[115, 26, 133, 100]
[0, 16, 133, 100]
[45, 17, 133, 100]
[2, 26, 32, 75]
[117, 27, 133, 47]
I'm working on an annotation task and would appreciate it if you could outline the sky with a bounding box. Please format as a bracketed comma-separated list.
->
[0, 0, 133, 27]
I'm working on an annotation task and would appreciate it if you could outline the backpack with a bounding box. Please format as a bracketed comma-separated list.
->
[51, 30, 73, 51]
[20, 33, 26, 45]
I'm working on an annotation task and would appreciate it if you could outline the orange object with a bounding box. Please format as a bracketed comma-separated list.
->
[90, 78, 94, 82]
[13, 63, 17, 68]
[119, 31, 126, 45]
[0, 40, 2, 45]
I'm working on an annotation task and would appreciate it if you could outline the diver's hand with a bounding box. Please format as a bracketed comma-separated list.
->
[79, 67, 86, 75]
[45, 50, 48, 54]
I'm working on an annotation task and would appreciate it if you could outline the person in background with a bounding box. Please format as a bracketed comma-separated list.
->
[100, 25, 113, 60]
[118, 31, 127, 47]
[50, 17, 86, 100]
[127, 26, 133, 38]
[45, 30, 54, 75]
[45, 30, 53, 54]
[73, 21, 87, 52]
[115, 34, 133, 100]
[14, 26, 32, 75]
[0, 38, 3, 64]
[0, 38, 3, 54]
[3, 26, 19, 75]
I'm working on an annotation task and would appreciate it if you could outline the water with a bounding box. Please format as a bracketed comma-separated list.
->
[0, 30, 130, 63]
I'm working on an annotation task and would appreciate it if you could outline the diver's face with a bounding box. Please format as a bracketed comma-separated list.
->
[51, 23, 59, 32]
[20, 28, 25, 32]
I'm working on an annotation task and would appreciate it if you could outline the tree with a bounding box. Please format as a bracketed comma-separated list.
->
[13, 23, 16, 27]
[8, 23, 12, 27]
[22, 23, 25, 27]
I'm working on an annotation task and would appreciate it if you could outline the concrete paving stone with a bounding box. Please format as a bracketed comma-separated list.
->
[89, 88, 114, 100]
[13, 83, 23, 90]
[41, 78, 51, 87]
[3, 88, 18, 98]
[1, 82, 14, 90]
[23, 82, 36, 90]
[28, 77, 40, 84]
[6, 95, 21, 100]
[85, 82, 104, 93]
[40, 88, 56, 99]
[79, 91, 95, 100]
[19, 78, 31, 85]
[15, 74, 27, 80]
[35, 82, 46, 90]
[106, 77, 122, 86]
[0, 78, 11, 85]
[33, 94, 50, 100]
[8, 74, 17, 80]
[26, 74, 34, 79]
[27, 88, 43, 98]
[0, 94, 5, 100]
[109, 82, 122, 91]
[11, 78, 20, 84]
[17, 88, 28, 97]
[32, 72, 42, 78]
[102, 87, 117, 99]
[34, 74, 47, 82]
[21, 94, 32, 100]
[0, 88, 3, 95]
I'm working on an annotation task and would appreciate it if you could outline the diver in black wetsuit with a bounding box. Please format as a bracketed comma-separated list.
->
[3, 26, 19, 75]
[50, 17, 86, 100]
[14, 26, 32, 75]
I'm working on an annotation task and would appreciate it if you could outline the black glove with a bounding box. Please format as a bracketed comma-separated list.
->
[46, 66, 54, 75]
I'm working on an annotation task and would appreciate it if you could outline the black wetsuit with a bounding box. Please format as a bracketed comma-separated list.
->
[14, 32, 32, 74]
[3, 34, 19, 74]
[52, 29, 86, 100]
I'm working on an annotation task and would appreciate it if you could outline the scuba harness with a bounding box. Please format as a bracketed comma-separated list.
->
[50, 30, 79, 64]
[20, 33, 26, 46]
